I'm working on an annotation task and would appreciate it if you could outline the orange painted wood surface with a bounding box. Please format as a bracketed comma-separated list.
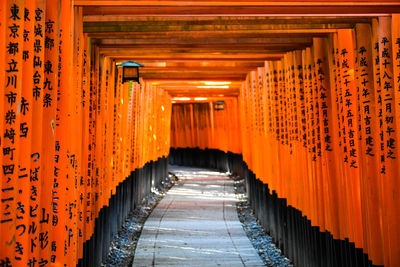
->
[1, 3, 400, 266]
[170, 17, 400, 267]
[0, 2, 171, 265]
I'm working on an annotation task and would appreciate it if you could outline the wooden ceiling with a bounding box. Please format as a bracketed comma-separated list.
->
[77, 1, 400, 96]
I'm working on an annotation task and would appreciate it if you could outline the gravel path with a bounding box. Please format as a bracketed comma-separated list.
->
[132, 166, 265, 267]
[102, 166, 291, 266]
[233, 176, 292, 267]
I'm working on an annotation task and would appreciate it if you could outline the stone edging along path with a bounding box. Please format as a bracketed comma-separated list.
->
[233, 175, 292, 267]
[102, 173, 178, 266]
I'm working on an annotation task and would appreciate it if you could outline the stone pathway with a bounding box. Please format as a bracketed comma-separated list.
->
[132, 166, 265, 267]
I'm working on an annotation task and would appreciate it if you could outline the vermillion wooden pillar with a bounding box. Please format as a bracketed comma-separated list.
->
[378, 16, 400, 267]
[391, 14, 400, 267]
[17, 0, 35, 265]
[30, 0, 45, 265]
[1, 1, 24, 265]
[355, 23, 384, 266]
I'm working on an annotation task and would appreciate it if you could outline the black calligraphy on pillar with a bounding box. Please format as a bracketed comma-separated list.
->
[358, 46, 375, 157]
[380, 35, 396, 170]
[340, 48, 358, 168]
[316, 57, 333, 152]
[2, 2, 22, 230]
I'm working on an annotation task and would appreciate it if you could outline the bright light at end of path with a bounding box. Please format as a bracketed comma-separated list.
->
[197, 86, 229, 89]
[172, 97, 191, 101]
[202, 81, 231, 86]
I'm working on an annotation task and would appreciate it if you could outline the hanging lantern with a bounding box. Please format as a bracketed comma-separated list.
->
[214, 101, 225, 110]
[117, 60, 144, 83]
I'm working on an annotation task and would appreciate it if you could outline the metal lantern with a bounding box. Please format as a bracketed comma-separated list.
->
[117, 61, 144, 83]
[214, 101, 225, 110]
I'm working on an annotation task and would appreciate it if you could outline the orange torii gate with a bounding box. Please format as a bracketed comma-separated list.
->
[1, 1, 400, 267]
[0, 1, 171, 266]
[170, 17, 400, 267]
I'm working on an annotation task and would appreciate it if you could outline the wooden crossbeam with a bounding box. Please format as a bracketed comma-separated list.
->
[142, 77, 245, 81]
[79, 5, 400, 16]
[141, 72, 247, 79]
[119, 60, 265, 67]
[88, 32, 331, 39]
[103, 52, 285, 59]
[142, 68, 253, 75]
[98, 46, 310, 54]
[96, 38, 314, 45]
[82, 15, 375, 23]
[83, 22, 356, 33]
[75, 0, 400, 7]
[164, 89, 240, 96]
[79, 2, 398, 96]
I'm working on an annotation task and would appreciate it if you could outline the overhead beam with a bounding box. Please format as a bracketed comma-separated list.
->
[80, 5, 400, 16]
[82, 15, 375, 23]
[145, 78, 243, 96]
[150, 82, 242, 87]
[165, 89, 240, 96]
[83, 22, 356, 33]
[161, 86, 241, 90]
[102, 53, 285, 59]
[141, 72, 247, 79]
[88, 32, 331, 39]
[168, 92, 240, 97]
[156, 88, 241, 93]
[153, 83, 241, 86]
[142, 77, 245, 81]
[96, 38, 314, 45]
[111, 57, 282, 62]
[114, 59, 267, 64]
[74, 2, 398, 99]
[98, 46, 311, 54]
[141, 69, 253, 75]
[120, 60, 265, 68]
[75, 1, 400, 6]
[141, 67, 257, 72]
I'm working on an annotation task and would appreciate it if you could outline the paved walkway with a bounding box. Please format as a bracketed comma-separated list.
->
[132, 166, 265, 267]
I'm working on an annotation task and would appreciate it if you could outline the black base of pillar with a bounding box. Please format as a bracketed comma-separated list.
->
[77, 156, 169, 267]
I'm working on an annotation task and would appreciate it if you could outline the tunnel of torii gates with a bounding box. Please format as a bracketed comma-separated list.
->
[2, 0, 400, 267]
